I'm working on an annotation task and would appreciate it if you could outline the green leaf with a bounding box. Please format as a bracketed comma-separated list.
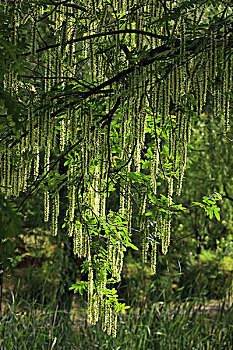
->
[214, 210, 220, 221]
[125, 242, 139, 250]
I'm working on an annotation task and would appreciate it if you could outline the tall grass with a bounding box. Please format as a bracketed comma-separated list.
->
[0, 291, 78, 350]
[74, 297, 233, 350]
[1, 287, 232, 350]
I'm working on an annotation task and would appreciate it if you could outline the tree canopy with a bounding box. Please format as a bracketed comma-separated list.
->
[0, 0, 232, 336]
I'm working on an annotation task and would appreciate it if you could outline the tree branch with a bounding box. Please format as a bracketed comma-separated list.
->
[22, 30, 170, 57]
[222, 182, 233, 202]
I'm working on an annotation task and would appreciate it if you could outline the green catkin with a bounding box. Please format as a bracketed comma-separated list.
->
[68, 164, 76, 237]
[71, 109, 78, 143]
[55, 46, 60, 83]
[151, 241, 157, 274]
[112, 244, 117, 277]
[104, 301, 110, 332]
[102, 299, 108, 332]
[119, 189, 125, 216]
[34, 142, 40, 180]
[162, 81, 167, 126]
[47, 53, 51, 92]
[90, 38, 95, 81]
[77, 225, 83, 257]
[8, 154, 13, 195]
[116, 250, 124, 282]
[6, 148, 11, 196]
[161, 223, 168, 255]
[82, 231, 88, 258]
[44, 142, 50, 172]
[99, 298, 104, 329]
[142, 226, 149, 264]
[112, 312, 117, 337]
[225, 87, 230, 133]
[151, 155, 157, 194]
[69, 184, 76, 223]
[67, 108, 71, 139]
[168, 176, 173, 206]
[22, 158, 28, 192]
[13, 145, 20, 195]
[224, 34, 231, 133]
[17, 163, 22, 194]
[87, 267, 94, 323]
[60, 119, 65, 151]
[203, 53, 208, 104]
[155, 138, 160, 174]
[174, 63, 179, 105]
[221, 27, 226, 114]
[13, 167, 18, 197]
[31, 15, 37, 55]
[212, 31, 217, 83]
[177, 111, 182, 140]
[73, 227, 78, 255]
[107, 307, 112, 336]
[44, 189, 49, 222]
[19, 140, 26, 192]
[2, 150, 7, 193]
[93, 299, 99, 325]
[168, 126, 173, 158]
[166, 74, 171, 117]
[68, 221, 74, 237]
[180, 19, 186, 92]
[7, 66, 13, 95]
[0, 154, 4, 192]
[52, 191, 59, 236]
[126, 192, 132, 236]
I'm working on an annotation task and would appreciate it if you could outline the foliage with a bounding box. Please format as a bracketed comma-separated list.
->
[13, 231, 62, 304]
[192, 192, 222, 221]
[179, 235, 233, 299]
[0, 0, 232, 334]
[0, 194, 23, 271]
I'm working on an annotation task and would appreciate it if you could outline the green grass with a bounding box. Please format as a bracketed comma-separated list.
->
[1, 289, 232, 350]
[0, 292, 78, 350]
[72, 298, 232, 350]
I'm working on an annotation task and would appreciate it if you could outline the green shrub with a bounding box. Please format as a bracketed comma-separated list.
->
[179, 235, 233, 300]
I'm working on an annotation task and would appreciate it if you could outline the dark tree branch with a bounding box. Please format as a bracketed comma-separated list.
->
[111, 143, 137, 174]
[101, 97, 121, 127]
[21, 30, 170, 57]
[222, 182, 233, 202]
